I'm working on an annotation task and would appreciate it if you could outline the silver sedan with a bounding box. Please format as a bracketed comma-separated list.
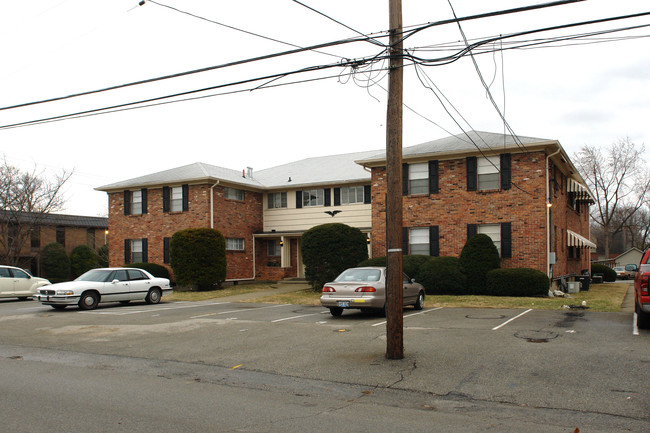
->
[320, 266, 425, 316]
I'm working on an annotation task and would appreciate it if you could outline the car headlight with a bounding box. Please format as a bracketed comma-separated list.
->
[56, 290, 75, 296]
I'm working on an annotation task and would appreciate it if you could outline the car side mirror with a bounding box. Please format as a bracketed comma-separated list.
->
[111, 279, 119, 284]
[411, 278, 416, 283]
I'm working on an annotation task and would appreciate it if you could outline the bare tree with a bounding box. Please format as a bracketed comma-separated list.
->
[622, 204, 650, 251]
[0, 158, 73, 266]
[574, 138, 650, 257]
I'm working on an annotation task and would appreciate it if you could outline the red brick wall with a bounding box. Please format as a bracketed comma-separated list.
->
[371, 152, 549, 274]
[108, 183, 262, 280]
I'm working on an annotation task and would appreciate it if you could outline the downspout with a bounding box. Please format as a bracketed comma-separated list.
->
[210, 181, 220, 229]
[546, 145, 561, 280]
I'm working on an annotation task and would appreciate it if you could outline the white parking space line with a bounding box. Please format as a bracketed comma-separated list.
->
[190, 304, 291, 319]
[633, 313, 639, 336]
[271, 313, 320, 323]
[79, 301, 230, 316]
[371, 307, 443, 327]
[492, 309, 532, 331]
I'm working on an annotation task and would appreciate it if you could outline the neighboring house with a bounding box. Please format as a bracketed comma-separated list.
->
[0, 210, 108, 276]
[97, 131, 594, 282]
[613, 248, 644, 268]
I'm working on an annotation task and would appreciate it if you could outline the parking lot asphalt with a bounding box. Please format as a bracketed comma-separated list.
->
[0, 287, 647, 432]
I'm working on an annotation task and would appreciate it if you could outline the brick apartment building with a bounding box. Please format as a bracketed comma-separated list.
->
[97, 131, 594, 283]
[0, 211, 108, 276]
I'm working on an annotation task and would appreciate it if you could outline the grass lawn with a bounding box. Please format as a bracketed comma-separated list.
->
[165, 282, 631, 313]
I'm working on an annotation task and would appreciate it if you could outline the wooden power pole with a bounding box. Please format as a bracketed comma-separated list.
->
[385, 0, 404, 360]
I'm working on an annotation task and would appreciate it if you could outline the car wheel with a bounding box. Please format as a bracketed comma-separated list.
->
[50, 305, 66, 311]
[78, 292, 99, 310]
[414, 292, 424, 310]
[145, 288, 162, 305]
[329, 307, 343, 317]
[637, 303, 650, 329]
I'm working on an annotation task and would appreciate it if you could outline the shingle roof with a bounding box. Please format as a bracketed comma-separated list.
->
[0, 210, 108, 228]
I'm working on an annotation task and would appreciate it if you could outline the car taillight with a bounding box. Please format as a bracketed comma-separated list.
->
[322, 286, 336, 293]
[642, 275, 650, 294]
[355, 286, 376, 292]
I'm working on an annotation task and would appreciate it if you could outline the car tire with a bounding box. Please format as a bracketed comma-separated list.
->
[145, 288, 162, 305]
[329, 307, 343, 317]
[636, 302, 650, 329]
[414, 292, 424, 310]
[78, 292, 99, 310]
[51, 305, 66, 311]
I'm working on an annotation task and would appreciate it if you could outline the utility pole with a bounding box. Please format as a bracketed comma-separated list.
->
[385, 0, 404, 360]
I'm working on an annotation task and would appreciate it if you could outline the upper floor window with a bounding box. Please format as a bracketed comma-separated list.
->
[408, 163, 429, 195]
[124, 188, 148, 215]
[56, 226, 65, 246]
[477, 156, 500, 191]
[87, 229, 95, 249]
[268, 192, 287, 209]
[171, 186, 183, 212]
[226, 238, 245, 251]
[341, 186, 365, 204]
[303, 189, 324, 207]
[31, 228, 40, 249]
[131, 190, 143, 215]
[163, 185, 188, 213]
[225, 187, 245, 201]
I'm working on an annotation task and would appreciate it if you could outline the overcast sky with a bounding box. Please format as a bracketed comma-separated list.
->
[1, 0, 649, 217]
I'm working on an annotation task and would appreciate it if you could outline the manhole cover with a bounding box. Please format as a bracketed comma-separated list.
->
[514, 330, 559, 343]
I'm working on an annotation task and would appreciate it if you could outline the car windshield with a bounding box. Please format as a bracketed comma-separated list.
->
[334, 268, 381, 282]
[75, 269, 114, 282]
[625, 264, 637, 271]
[614, 267, 624, 271]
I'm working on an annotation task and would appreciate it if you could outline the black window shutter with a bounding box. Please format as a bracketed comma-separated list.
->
[124, 239, 131, 264]
[467, 224, 477, 240]
[182, 184, 189, 211]
[296, 191, 302, 209]
[363, 185, 371, 204]
[141, 188, 148, 214]
[324, 188, 331, 207]
[402, 163, 409, 195]
[501, 222, 512, 258]
[334, 188, 341, 206]
[163, 237, 170, 264]
[142, 238, 148, 263]
[428, 160, 439, 194]
[500, 153, 511, 190]
[402, 227, 409, 255]
[162, 186, 170, 212]
[466, 157, 477, 191]
[124, 191, 131, 215]
[429, 226, 439, 257]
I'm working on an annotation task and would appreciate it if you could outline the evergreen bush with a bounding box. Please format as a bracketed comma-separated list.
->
[459, 234, 501, 294]
[485, 268, 550, 297]
[70, 245, 100, 278]
[417, 256, 468, 295]
[97, 243, 109, 268]
[41, 242, 70, 283]
[591, 263, 616, 282]
[126, 262, 171, 281]
[170, 228, 226, 290]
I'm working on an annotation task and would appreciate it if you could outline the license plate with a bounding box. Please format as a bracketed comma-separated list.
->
[337, 301, 350, 307]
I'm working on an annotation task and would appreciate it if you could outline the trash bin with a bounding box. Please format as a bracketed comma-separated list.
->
[591, 274, 603, 284]
[577, 275, 590, 292]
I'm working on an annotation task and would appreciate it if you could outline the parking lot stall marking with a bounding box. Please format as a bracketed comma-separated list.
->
[371, 307, 443, 327]
[79, 302, 232, 316]
[190, 303, 291, 319]
[271, 313, 320, 323]
[491, 309, 533, 331]
[633, 313, 639, 336]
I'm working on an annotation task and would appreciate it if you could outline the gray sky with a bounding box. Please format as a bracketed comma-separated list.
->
[1, 0, 649, 216]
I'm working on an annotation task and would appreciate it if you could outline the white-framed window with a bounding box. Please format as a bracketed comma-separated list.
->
[131, 239, 143, 263]
[268, 239, 281, 256]
[408, 163, 429, 195]
[225, 187, 245, 201]
[409, 227, 429, 255]
[268, 192, 287, 209]
[341, 186, 364, 204]
[170, 186, 183, 212]
[303, 189, 324, 207]
[226, 238, 245, 251]
[478, 224, 501, 254]
[478, 156, 500, 190]
[131, 190, 142, 215]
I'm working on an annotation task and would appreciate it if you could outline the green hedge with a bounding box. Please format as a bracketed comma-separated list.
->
[486, 268, 549, 297]
[70, 245, 99, 278]
[41, 242, 70, 283]
[125, 262, 171, 281]
[460, 234, 501, 294]
[591, 263, 616, 282]
[170, 228, 226, 290]
[417, 256, 467, 295]
[357, 255, 430, 281]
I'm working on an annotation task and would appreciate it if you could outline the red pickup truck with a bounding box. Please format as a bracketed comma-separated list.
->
[634, 248, 650, 329]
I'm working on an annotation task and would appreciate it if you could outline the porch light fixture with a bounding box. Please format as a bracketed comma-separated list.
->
[546, 201, 553, 208]
[280, 240, 284, 247]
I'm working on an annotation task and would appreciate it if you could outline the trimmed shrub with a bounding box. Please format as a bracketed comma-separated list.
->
[41, 242, 70, 283]
[170, 228, 226, 290]
[357, 256, 386, 267]
[459, 234, 501, 294]
[486, 268, 550, 297]
[591, 263, 616, 282]
[126, 262, 171, 281]
[97, 243, 109, 268]
[357, 255, 430, 281]
[417, 256, 468, 295]
[301, 223, 368, 290]
[70, 245, 100, 278]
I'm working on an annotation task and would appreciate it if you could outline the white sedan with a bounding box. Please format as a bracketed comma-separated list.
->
[35, 268, 172, 310]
